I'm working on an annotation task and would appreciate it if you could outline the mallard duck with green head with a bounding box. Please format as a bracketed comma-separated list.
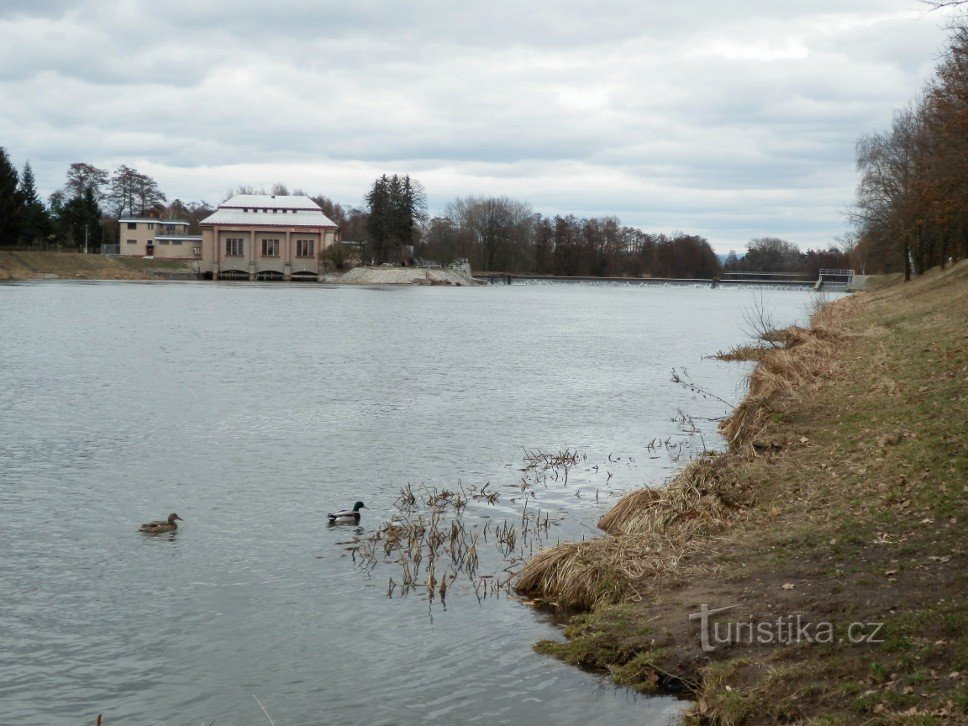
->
[139, 513, 183, 533]
[327, 501, 366, 524]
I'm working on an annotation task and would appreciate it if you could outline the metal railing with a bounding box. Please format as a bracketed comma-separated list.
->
[818, 268, 854, 283]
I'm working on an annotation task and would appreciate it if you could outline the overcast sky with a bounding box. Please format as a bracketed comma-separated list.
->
[0, 1, 959, 252]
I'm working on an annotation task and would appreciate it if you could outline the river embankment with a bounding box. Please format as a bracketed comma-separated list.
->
[516, 261, 967, 723]
[0, 251, 194, 281]
[325, 265, 483, 285]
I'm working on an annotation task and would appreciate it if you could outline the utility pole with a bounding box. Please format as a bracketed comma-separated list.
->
[84, 224, 89, 254]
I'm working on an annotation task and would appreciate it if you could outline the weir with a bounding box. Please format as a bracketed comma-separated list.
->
[474, 269, 857, 290]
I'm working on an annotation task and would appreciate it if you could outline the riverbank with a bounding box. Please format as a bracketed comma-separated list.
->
[516, 261, 967, 722]
[0, 251, 194, 281]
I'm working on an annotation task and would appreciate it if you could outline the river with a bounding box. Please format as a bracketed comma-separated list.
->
[0, 280, 834, 724]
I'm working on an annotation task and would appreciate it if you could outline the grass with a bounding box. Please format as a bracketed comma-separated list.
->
[0, 250, 193, 280]
[516, 260, 968, 723]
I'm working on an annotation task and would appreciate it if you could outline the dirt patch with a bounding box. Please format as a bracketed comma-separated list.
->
[516, 261, 968, 723]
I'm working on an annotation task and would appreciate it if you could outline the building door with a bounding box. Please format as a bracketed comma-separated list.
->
[146, 244, 154, 256]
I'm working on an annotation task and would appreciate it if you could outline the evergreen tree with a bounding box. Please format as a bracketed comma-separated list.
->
[364, 174, 426, 263]
[60, 186, 103, 250]
[18, 161, 50, 245]
[0, 146, 23, 246]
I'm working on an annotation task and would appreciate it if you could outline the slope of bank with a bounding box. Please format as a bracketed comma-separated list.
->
[327, 266, 483, 285]
[0, 251, 193, 281]
[517, 261, 967, 723]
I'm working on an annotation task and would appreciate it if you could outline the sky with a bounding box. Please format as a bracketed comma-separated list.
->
[0, 1, 961, 252]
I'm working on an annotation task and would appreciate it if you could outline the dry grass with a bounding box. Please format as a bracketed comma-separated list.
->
[516, 311, 848, 608]
[0, 251, 191, 280]
[514, 533, 685, 611]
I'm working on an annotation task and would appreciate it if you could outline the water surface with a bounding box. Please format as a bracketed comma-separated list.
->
[0, 281, 830, 724]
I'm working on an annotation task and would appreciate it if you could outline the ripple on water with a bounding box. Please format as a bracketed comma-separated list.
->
[0, 281, 830, 723]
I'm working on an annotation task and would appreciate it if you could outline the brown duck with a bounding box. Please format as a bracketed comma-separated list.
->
[139, 513, 183, 533]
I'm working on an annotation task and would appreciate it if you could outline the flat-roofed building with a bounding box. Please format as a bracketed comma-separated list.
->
[199, 195, 339, 280]
[118, 218, 202, 259]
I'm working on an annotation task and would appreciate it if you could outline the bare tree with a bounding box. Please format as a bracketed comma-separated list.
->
[64, 162, 108, 201]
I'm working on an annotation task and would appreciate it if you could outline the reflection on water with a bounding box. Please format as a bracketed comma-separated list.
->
[0, 280, 832, 724]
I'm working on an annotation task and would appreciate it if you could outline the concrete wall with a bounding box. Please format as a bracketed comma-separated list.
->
[154, 238, 202, 259]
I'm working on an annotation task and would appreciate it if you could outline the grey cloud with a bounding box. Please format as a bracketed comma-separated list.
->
[0, 0, 960, 252]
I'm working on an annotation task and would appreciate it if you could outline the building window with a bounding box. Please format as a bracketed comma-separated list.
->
[296, 239, 314, 257]
[172, 240, 183, 245]
[126, 239, 136, 245]
[127, 222, 137, 230]
[225, 238, 244, 256]
[159, 240, 170, 245]
[261, 238, 280, 256]
[147, 223, 154, 230]
[193, 246, 201, 256]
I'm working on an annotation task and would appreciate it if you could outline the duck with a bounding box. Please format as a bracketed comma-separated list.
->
[139, 512, 183, 533]
[327, 501, 366, 524]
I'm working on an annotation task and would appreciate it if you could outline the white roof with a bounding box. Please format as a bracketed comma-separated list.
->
[119, 217, 189, 225]
[200, 194, 337, 228]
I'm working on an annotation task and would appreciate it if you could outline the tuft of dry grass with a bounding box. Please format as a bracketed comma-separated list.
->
[515, 534, 685, 611]
[719, 322, 840, 449]
[516, 298, 853, 611]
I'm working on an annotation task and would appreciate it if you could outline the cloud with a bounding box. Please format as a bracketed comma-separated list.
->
[0, 0, 960, 251]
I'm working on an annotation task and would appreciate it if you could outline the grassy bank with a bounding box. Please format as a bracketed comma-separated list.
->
[0, 251, 194, 281]
[516, 261, 967, 723]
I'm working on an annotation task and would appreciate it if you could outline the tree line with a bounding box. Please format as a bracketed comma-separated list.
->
[0, 155, 216, 250]
[850, 23, 967, 278]
[1, 155, 850, 280]
[353, 177, 848, 279]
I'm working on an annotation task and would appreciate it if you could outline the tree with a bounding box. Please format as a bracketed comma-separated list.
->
[310, 195, 349, 227]
[445, 196, 534, 272]
[131, 170, 166, 215]
[0, 147, 23, 246]
[741, 237, 804, 272]
[58, 186, 103, 250]
[850, 24, 968, 276]
[18, 161, 50, 245]
[64, 162, 109, 201]
[107, 165, 166, 217]
[364, 174, 427, 263]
